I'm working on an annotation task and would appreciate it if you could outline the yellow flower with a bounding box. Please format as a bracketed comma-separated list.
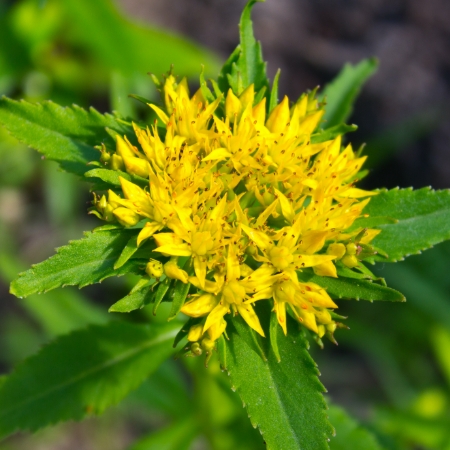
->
[93, 73, 381, 349]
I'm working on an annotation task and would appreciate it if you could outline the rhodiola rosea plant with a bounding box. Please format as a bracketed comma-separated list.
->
[1, 0, 450, 448]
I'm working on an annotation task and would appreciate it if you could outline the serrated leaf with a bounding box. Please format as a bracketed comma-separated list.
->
[223, 0, 268, 95]
[320, 58, 378, 129]
[311, 123, 358, 144]
[0, 321, 179, 439]
[10, 229, 145, 298]
[329, 404, 386, 450]
[0, 98, 130, 176]
[225, 315, 333, 450]
[298, 272, 405, 302]
[168, 281, 191, 321]
[354, 188, 450, 262]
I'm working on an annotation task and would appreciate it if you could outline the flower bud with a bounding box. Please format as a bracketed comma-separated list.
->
[187, 323, 204, 342]
[164, 259, 189, 283]
[201, 337, 215, 352]
[346, 243, 357, 255]
[109, 154, 124, 171]
[190, 342, 202, 356]
[146, 259, 164, 278]
[327, 243, 346, 260]
[342, 254, 358, 268]
[113, 207, 140, 227]
[222, 281, 246, 304]
[314, 308, 333, 324]
[317, 324, 326, 338]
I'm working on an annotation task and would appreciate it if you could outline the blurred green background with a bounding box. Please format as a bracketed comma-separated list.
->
[0, 0, 449, 449]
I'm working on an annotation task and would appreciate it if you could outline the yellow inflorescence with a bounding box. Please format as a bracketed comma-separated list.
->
[93, 74, 380, 348]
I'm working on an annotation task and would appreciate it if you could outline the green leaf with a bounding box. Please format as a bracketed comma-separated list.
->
[109, 278, 157, 313]
[10, 229, 145, 298]
[298, 272, 405, 302]
[221, 0, 268, 95]
[329, 404, 385, 450]
[354, 188, 450, 262]
[85, 168, 149, 188]
[225, 315, 333, 450]
[0, 98, 129, 176]
[269, 69, 280, 113]
[153, 277, 172, 315]
[168, 281, 191, 321]
[0, 321, 180, 438]
[311, 123, 358, 144]
[320, 58, 378, 129]
[269, 312, 281, 363]
[114, 235, 139, 269]
[62, 0, 220, 77]
[129, 417, 198, 450]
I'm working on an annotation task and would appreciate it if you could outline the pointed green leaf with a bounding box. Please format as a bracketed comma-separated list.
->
[109, 278, 156, 313]
[10, 229, 145, 298]
[311, 123, 358, 144]
[0, 321, 180, 439]
[84, 168, 148, 188]
[320, 58, 378, 128]
[221, 0, 268, 95]
[354, 187, 450, 262]
[168, 281, 191, 321]
[153, 277, 172, 315]
[225, 316, 333, 450]
[298, 272, 405, 302]
[0, 98, 130, 176]
[269, 69, 281, 113]
[269, 311, 281, 363]
[114, 235, 139, 269]
[329, 404, 385, 450]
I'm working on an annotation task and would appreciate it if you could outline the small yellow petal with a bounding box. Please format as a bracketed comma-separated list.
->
[236, 304, 265, 337]
[137, 222, 162, 246]
[313, 260, 338, 278]
[203, 301, 229, 332]
[154, 243, 192, 257]
[266, 96, 290, 133]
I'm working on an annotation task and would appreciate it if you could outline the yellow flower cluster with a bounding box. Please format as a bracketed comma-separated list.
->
[93, 74, 380, 351]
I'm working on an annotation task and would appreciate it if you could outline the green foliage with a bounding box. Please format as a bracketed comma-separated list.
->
[225, 314, 333, 450]
[109, 277, 157, 313]
[218, 0, 268, 95]
[320, 58, 378, 128]
[0, 321, 180, 438]
[129, 417, 198, 450]
[329, 405, 385, 450]
[355, 188, 450, 262]
[63, 0, 220, 77]
[10, 229, 147, 298]
[0, 98, 129, 176]
[299, 272, 405, 302]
